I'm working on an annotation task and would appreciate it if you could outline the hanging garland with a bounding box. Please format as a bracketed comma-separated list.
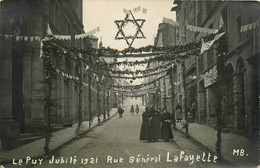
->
[108, 87, 157, 95]
[42, 38, 58, 154]
[50, 37, 201, 56]
[48, 39, 198, 68]
[85, 66, 169, 80]
[95, 51, 198, 67]
[98, 74, 167, 89]
[106, 61, 175, 75]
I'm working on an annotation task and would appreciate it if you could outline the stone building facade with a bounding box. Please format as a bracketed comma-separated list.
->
[172, 1, 259, 138]
[146, 23, 177, 112]
[0, 0, 117, 149]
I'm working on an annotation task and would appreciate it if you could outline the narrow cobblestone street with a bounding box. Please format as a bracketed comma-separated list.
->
[25, 98, 231, 168]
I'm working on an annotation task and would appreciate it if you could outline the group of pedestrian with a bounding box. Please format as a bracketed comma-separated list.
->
[130, 105, 139, 115]
[139, 106, 174, 142]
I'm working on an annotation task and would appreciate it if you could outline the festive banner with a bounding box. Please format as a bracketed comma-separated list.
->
[55, 68, 79, 81]
[124, 7, 147, 15]
[47, 24, 53, 35]
[86, 27, 100, 36]
[123, 8, 131, 15]
[133, 6, 141, 13]
[3, 34, 41, 42]
[143, 8, 147, 14]
[162, 17, 179, 27]
[240, 20, 260, 32]
[187, 25, 218, 34]
[200, 32, 225, 54]
[53, 35, 71, 40]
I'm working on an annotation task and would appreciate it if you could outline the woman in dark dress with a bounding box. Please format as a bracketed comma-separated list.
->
[161, 108, 174, 141]
[139, 107, 150, 140]
[149, 107, 161, 142]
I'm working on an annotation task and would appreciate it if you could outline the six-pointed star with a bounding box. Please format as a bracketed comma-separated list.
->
[115, 12, 145, 48]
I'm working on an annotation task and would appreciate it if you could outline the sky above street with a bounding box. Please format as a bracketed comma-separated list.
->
[83, 0, 176, 50]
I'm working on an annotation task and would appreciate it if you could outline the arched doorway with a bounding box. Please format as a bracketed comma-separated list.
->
[236, 58, 246, 130]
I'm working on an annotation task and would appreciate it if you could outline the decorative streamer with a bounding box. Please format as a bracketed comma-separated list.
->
[240, 20, 260, 32]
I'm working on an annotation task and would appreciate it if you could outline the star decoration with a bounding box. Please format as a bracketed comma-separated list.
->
[115, 11, 145, 48]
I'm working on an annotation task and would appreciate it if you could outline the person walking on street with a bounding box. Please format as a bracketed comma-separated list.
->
[161, 108, 174, 142]
[135, 105, 139, 115]
[118, 106, 124, 118]
[130, 105, 134, 115]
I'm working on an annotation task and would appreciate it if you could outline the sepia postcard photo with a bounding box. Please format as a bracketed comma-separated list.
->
[0, 0, 259, 167]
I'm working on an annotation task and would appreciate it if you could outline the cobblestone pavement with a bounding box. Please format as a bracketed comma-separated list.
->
[4, 98, 233, 168]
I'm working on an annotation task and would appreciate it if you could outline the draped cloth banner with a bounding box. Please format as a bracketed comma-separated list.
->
[200, 32, 225, 54]
[162, 17, 179, 27]
[3, 34, 41, 42]
[47, 23, 100, 40]
[133, 6, 141, 13]
[75, 27, 100, 39]
[123, 8, 131, 15]
[240, 20, 260, 32]
[187, 25, 218, 34]
[124, 7, 147, 15]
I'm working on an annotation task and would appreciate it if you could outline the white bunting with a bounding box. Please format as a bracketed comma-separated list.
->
[241, 20, 259, 32]
[35, 36, 41, 41]
[24, 36, 28, 41]
[143, 8, 147, 14]
[47, 24, 53, 35]
[4, 34, 9, 40]
[123, 8, 131, 15]
[187, 25, 218, 34]
[162, 17, 179, 27]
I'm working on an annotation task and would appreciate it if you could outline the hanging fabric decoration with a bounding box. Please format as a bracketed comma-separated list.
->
[187, 25, 218, 34]
[4, 34, 9, 40]
[75, 33, 88, 39]
[143, 8, 147, 14]
[240, 20, 260, 32]
[133, 6, 141, 13]
[5, 35, 41, 42]
[123, 8, 131, 15]
[47, 24, 53, 35]
[162, 17, 179, 27]
[200, 32, 225, 54]
[53, 35, 71, 40]
[86, 27, 100, 36]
